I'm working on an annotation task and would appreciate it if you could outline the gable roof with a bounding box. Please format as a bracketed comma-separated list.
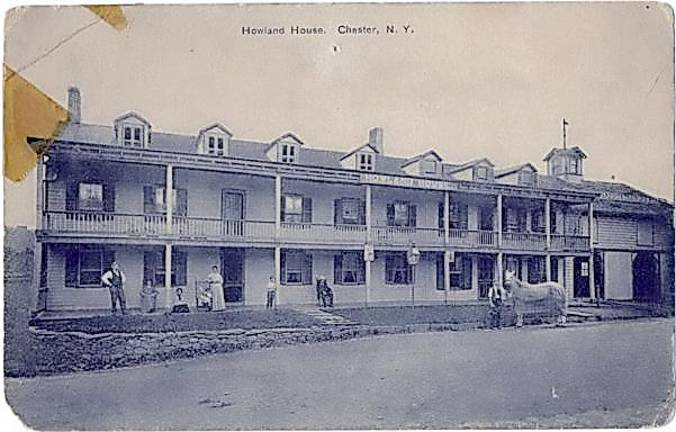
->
[113, 111, 151, 126]
[543, 146, 587, 162]
[266, 132, 305, 153]
[447, 158, 494, 174]
[198, 122, 233, 137]
[400, 150, 443, 168]
[339, 143, 380, 161]
[494, 163, 538, 178]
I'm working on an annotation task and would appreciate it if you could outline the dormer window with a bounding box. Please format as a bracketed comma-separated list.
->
[475, 166, 489, 180]
[207, 136, 225, 156]
[518, 171, 536, 186]
[358, 153, 374, 171]
[123, 125, 144, 147]
[422, 160, 437, 175]
[281, 143, 297, 163]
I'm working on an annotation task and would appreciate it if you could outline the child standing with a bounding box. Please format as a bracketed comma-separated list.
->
[266, 276, 278, 310]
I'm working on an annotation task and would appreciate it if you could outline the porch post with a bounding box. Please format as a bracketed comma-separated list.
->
[274, 246, 281, 305]
[166, 164, 173, 234]
[444, 250, 451, 304]
[365, 185, 372, 242]
[365, 259, 371, 306]
[444, 191, 450, 244]
[496, 252, 504, 289]
[32, 243, 44, 314]
[275, 174, 282, 238]
[164, 243, 173, 308]
[545, 197, 551, 282]
[588, 201, 596, 300]
[36, 156, 44, 231]
[496, 194, 503, 248]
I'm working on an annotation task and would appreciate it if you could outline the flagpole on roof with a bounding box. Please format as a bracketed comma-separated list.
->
[562, 118, 569, 150]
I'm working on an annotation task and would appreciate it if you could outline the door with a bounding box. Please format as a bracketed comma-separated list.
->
[632, 251, 660, 303]
[478, 255, 494, 298]
[573, 257, 590, 298]
[222, 190, 245, 236]
[593, 251, 605, 299]
[221, 248, 244, 303]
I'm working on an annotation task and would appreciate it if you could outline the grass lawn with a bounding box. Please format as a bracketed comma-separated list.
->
[331, 304, 496, 326]
[31, 309, 322, 334]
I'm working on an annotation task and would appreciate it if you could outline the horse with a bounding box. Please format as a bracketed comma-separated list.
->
[503, 270, 568, 327]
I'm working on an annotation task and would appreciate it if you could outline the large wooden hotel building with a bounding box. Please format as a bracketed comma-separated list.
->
[31, 88, 674, 312]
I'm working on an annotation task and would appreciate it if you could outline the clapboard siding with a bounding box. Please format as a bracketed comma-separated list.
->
[654, 221, 674, 249]
[595, 216, 638, 249]
[46, 181, 66, 211]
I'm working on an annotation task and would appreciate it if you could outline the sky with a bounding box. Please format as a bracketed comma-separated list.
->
[4, 3, 674, 227]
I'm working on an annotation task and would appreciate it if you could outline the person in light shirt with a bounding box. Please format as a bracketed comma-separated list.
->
[208, 265, 226, 312]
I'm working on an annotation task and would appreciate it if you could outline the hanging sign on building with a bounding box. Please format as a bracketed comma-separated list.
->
[361, 173, 450, 191]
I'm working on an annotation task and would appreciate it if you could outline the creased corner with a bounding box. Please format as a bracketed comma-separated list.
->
[3, 65, 69, 183]
[84, 5, 128, 30]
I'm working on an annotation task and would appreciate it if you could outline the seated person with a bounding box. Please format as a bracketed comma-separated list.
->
[170, 287, 191, 314]
[139, 279, 159, 313]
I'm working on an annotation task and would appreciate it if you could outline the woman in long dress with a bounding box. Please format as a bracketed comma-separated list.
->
[208, 265, 226, 312]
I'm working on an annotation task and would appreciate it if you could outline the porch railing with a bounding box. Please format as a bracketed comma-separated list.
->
[372, 225, 445, 246]
[550, 234, 590, 252]
[280, 222, 367, 243]
[447, 230, 497, 248]
[173, 217, 275, 241]
[502, 231, 547, 251]
[44, 211, 167, 236]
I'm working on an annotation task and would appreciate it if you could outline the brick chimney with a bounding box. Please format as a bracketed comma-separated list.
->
[369, 127, 383, 154]
[67, 86, 81, 124]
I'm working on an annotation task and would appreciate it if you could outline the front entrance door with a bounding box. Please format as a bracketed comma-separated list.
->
[221, 248, 244, 303]
[593, 251, 605, 300]
[221, 190, 245, 236]
[478, 255, 494, 298]
[633, 251, 660, 303]
[573, 257, 590, 298]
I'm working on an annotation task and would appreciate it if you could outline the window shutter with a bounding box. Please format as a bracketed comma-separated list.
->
[460, 204, 468, 230]
[438, 202, 444, 229]
[302, 252, 313, 284]
[358, 253, 366, 283]
[436, 253, 444, 290]
[359, 199, 366, 225]
[280, 251, 287, 285]
[176, 189, 188, 216]
[385, 255, 393, 283]
[65, 182, 79, 211]
[409, 205, 417, 227]
[143, 252, 155, 285]
[143, 186, 155, 214]
[334, 199, 342, 225]
[174, 251, 187, 286]
[302, 197, 313, 223]
[462, 257, 472, 289]
[334, 254, 342, 284]
[103, 184, 115, 213]
[65, 246, 79, 287]
[280, 196, 286, 222]
[386, 204, 395, 226]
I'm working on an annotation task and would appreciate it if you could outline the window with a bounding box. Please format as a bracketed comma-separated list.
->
[143, 186, 188, 216]
[78, 183, 103, 211]
[504, 207, 527, 232]
[436, 254, 472, 290]
[550, 257, 559, 282]
[552, 159, 563, 176]
[66, 182, 114, 212]
[207, 136, 226, 156]
[479, 206, 494, 231]
[637, 219, 654, 246]
[531, 208, 545, 233]
[64, 246, 115, 288]
[123, 126, 143, 147]
[449, 202, 468, 230]
[282, 195, 312, 223]
[422, 160, 437, 175]
[334, 252, 365, 285]
[281, 144, 297, 163]
[475, 166, 490, 181]
[385, 252, 412, 284]
[518, 171, 536, 186]
[281, 250, 312, 285]
[527, 256, 546, 283]
[358, 153, 374, 171]
[335, 198, 364, 225]
[143, 250, 187, 287]
[568, 158, 579, 175]
[387, 201, 416, 227]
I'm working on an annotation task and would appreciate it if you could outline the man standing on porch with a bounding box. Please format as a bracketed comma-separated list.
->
[208, 265, 226, 312]
[101, 261, 127, 315]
